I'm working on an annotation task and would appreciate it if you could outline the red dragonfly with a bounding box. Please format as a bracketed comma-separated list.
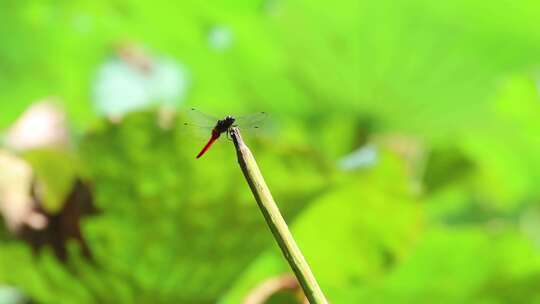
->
[183, 108, 267, 159]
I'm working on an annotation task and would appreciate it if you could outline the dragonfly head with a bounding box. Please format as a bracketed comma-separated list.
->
[224, 115, 235, 125]
[216, 115, 236, 133]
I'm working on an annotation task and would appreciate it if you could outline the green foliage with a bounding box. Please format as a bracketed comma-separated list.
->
[23, 149, 82, 213]
[1, 0, 540, 303]
[0, 112, 330, 302]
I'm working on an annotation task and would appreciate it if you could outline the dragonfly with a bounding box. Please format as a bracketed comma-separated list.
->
[183, 108, 267, 159]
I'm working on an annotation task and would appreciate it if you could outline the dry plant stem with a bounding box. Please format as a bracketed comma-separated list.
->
[230, 127, 328, 304]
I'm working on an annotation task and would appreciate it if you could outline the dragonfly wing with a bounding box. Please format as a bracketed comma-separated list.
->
[181, 123, 226, 147]
[234, 112, 268, 128]
[181, 122, 214, 140]
[185, 107, 220, 128]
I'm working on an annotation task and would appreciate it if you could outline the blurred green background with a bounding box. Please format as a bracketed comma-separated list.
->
[1, 0, 540, 303]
